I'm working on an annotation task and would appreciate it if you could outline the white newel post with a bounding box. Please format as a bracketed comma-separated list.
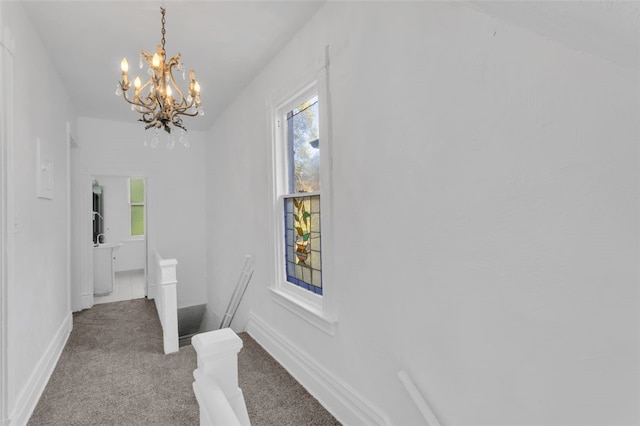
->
[158, 256, 179, 354]
[192, 329, 251, 426]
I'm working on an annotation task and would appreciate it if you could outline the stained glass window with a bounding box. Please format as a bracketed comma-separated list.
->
[284, 195, 322, 294]
[280, 92, 322, 296]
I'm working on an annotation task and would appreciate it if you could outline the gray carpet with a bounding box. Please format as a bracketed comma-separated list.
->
[28, 298, 340, 426]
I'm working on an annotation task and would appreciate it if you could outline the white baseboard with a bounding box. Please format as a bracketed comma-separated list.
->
[80, 293, 93, 311]
[147, 284, 157, 300]
[10, 313, 72, 425]
[246, 312, 390, 426]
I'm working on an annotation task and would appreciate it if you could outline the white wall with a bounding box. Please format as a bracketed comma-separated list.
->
[205, 2, 638, 425]
[93, 175, 145, 272]
[77, 117, 207, 308]
[1, 1, 76, 422]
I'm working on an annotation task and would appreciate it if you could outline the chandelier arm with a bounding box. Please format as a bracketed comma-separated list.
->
[169, 113, 186, 131]
[167, 53, 181, 66]
[140, 51, 153, 67]
[138, 100, 158, 118]
[138, 79, 154, 97]
[179, 109, 199, 118]
[122, 88, 155, 116]
[141, 111, 157, 124]
[119, 79, 130, 92]
[139, 93, 158, 111]
[123, 93, 162, 130]
[167, 67, 187, 106]
[131, 79, 154, 108]
[121, 87, 137, 105]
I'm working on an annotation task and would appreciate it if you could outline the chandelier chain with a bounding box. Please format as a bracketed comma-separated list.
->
[160, 7, 166, 54]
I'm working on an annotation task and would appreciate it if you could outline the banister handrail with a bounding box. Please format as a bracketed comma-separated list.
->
[154, 250, 179, 354]
[192, 370, 242, 426]
[192, 329, 251, 426]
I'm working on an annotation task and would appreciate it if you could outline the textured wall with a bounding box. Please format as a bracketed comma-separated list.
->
[1, 1, 77, 418]
[78, 117, 208, 309]
[205, 2, 638, 425]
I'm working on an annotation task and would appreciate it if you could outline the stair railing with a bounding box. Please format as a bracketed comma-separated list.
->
[154, 251, 179, 354]
[192, 329, 251, 426]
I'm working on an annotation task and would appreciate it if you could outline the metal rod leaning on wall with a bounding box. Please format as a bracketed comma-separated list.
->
[219, 255, 254, 330]
[398, 370, 442, 426]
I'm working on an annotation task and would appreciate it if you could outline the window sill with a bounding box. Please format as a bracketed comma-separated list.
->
[269, 288, 337, 335]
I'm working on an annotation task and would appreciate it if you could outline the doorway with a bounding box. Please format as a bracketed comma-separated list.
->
[91, 175, 148, 304]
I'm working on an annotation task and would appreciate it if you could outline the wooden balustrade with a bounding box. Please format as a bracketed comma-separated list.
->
[154, 251, 179, 354]
[192, 328, 250, 426]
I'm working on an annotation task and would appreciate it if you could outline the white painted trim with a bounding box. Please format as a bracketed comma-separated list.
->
[246, 312, 391, 426]
[0, 14, 10, 425]
[80, 293, 93, 311]
[66, 122, 72, 314]
[269, 288, 336, 335]
[192, 329, 250, 426]
[154, 251, 178, 354]
[315, 47, 337, 319]
[192, 372, 242, 426]
[9, 314, 72, 425]
[75, 173, 94, 311]
[0, 23, 14, 426]
[268, 47, 338, 321]
[147, 283, 158, 300]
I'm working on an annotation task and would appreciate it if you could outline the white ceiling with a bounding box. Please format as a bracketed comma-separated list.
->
[463, 0, 639, 70]
[22, 0, 325, 131]
[21, 1, 639, 133]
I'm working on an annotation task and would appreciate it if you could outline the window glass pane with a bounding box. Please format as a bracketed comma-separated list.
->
[284, 195, 322, 294]
[130, 178, 145, 203]
[288, 96, 319, 193]
[131, 205, 144, 236]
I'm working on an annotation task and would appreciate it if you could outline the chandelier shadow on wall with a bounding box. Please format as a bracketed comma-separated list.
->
[117, 6, 202, 149]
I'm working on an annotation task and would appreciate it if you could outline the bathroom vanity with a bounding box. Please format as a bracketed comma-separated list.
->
[93, 243, 122, 295]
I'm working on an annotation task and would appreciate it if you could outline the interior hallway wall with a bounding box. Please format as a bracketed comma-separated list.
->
[1, 2, 77, 422]
[205, 2, 638, 425]
[77, 117, 207, 309]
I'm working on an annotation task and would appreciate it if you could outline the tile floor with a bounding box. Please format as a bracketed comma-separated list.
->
[94, 269, 146, 305]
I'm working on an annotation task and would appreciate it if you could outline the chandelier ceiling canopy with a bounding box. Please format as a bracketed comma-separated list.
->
[117, 6, 202, 143]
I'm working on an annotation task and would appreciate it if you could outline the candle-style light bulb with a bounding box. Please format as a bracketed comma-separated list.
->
[152, 53, 160, 68]
[121, 58, 129, 73]
[166, 85, 173, 97]
[194, 81, 201, 94]
[134, 77, 141, 89]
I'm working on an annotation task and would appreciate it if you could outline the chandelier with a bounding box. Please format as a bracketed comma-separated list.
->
[117, 6, 202, 144]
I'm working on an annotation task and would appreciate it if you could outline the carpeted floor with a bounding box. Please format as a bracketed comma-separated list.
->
[28, 298, 340, 426]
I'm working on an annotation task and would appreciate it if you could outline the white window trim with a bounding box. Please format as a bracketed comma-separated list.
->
[269, 49, 337, 335]
[128, 177, 146, 240]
